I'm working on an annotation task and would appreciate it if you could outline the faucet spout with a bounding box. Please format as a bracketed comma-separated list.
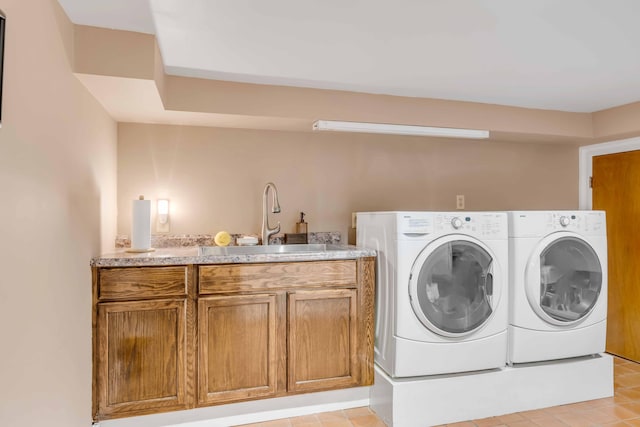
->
[262, 182, 281, 245]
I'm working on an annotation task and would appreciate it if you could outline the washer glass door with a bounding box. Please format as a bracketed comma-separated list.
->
[526, 234, 602, 324]
[409, 238, 497, 337]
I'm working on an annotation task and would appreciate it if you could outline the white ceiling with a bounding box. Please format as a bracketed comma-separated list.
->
[58, 0, 640, 113]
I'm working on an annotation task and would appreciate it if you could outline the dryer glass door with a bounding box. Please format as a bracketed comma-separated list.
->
[410, 239, 495, 337]
[531, 236, 602, 323]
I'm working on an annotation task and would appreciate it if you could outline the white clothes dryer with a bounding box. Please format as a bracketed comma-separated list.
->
[507, 211, 608, 364]
[357, 211, 508, 378]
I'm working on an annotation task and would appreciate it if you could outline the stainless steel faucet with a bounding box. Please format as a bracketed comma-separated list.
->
[261, 182, 281, 245]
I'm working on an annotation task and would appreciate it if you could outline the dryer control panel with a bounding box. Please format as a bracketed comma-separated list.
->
[398, 212, 507, 239]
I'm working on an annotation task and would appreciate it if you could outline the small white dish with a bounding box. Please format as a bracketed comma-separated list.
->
[237, 236, 259, 246]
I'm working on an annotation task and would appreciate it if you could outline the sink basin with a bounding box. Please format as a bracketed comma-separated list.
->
[198, 243, 339, 256]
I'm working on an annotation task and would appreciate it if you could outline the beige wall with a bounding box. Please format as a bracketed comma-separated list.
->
[593, 101, 640, 141]
[74, 25, 156, 80]
[118, 123, 578, 243]
[0, 1, 117, 427]
[71, 25, 640, 144]
[75, 26, 602, 143]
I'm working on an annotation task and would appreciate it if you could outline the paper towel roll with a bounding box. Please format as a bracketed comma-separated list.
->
[131, 196, 152, 251]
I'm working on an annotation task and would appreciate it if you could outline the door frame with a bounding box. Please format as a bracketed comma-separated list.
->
[579, 136, 640, 209]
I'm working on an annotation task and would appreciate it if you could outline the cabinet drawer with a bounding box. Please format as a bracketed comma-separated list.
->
[199, 260, 356, 294]
[98, 266, 188, 300]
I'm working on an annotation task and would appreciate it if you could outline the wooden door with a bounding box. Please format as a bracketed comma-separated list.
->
[96, 298, 188, 418]
[593, 151, 640, 362]
[288, 289, 359, 393]
[198, 294, 278, 404]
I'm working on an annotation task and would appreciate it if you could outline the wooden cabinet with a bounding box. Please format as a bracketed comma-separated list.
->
[197, 259, 374, 403]
[93, 266, 194, 420]
[92, 257, 374, 421]
[96, 299, 188, 417]
[198, 294, 279, 404]
[288, 289, 359, 393]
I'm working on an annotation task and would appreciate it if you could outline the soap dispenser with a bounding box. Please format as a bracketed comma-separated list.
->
[296, 212, 308, 234]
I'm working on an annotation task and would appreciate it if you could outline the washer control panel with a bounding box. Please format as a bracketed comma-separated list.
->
[399, 215, 434, 234]
[451, 217, 463, 229]
[546, 211, 605, 234]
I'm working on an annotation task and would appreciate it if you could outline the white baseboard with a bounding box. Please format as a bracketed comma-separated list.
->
[98, 386, 370, 427]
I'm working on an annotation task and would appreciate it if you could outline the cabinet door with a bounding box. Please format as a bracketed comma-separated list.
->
[96, 299, 188, 418]
[198, 294, 278, 404]
[288, 289, 358, 393]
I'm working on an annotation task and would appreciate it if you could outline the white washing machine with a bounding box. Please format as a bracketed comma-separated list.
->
[357, 211, 508, 378]
[507, 211, 608, 364]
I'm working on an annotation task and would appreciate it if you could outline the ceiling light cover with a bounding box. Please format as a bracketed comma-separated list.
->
[312, 120, 489, 139]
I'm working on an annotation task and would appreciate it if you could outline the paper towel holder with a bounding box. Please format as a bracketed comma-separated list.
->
[157, 199, 170, 233]
[126, 195, 156, 253]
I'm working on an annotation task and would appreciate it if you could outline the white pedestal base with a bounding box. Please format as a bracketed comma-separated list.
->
[370, 353, 613, 427]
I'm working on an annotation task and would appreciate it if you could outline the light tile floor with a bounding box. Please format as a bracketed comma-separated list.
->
[241, 355, 640, 427]
[240, 406, 385, 427]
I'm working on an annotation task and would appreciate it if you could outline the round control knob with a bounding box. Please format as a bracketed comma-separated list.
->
[451, 217, 463, 229]
[559, 216, 570, 227]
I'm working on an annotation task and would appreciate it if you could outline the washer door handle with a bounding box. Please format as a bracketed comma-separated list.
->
[485, 272, 493, 296]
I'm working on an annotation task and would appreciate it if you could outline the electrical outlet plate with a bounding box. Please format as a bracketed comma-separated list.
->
[456, 195, 465, 210]
[156, 219, 170, 233]
[352, 212, 357, 228]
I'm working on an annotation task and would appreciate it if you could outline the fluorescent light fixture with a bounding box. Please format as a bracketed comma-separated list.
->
[312, 120, 489, 139]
